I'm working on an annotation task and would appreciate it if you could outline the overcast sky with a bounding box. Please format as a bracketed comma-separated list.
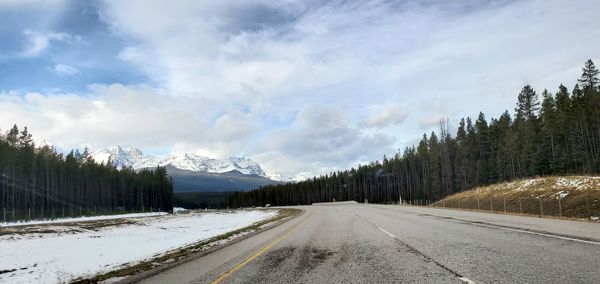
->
[0, 0, 599, 178]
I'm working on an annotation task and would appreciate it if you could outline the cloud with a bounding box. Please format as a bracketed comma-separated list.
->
[0, 84, 261, 157]
[3, 0, 600, 177]
[53, 64, 80, 76]
[254, 105, 396, 175]
[118, 46, 144, 62]
[22, 30, 72, 57]
[363, 103, 408, 129]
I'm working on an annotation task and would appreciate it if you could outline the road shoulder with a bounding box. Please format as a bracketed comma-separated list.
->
[372, 205, 600, 243]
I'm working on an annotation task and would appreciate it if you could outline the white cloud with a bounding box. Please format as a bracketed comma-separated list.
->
[253, 104, 396, 176]
[53, 64, 80, 76]
[118, 46, 144, 62]
[22, 30, 72, 57]
[363, 103, 408, 129]
[0, 83, 267, 160]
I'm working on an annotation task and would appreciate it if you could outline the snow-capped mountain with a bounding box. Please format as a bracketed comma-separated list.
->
[90, 146, 267, 177]
[266, 170, 308, 183]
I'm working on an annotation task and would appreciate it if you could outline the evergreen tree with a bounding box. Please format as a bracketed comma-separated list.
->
[537, 90, 558, 173]
[578, 59, 599, 90]
[475, 112, 491, 184]
[6, 124, 19, 146]
[515, 85, 540, 121]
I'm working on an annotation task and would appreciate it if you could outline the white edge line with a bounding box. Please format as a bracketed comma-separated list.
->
[378, 227, 396, 238]
[473, 223, 600, 245]
[459, 276, 476, 284]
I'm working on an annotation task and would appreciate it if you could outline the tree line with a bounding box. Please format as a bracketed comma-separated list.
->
[229, 59, 600, 207]
[0, 126, 173, 222]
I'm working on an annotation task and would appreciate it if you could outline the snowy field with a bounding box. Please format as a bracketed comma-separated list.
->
[0, 210, 278, 283]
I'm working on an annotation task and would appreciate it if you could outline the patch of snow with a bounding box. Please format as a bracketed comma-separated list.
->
[553, 191, 569, 199]
[0, 212, 166, 227]
[553, 177, 597, 190]
[512, 178, 544, 192]
[0, 210, 277, 283]
[173, 207, 188, 213]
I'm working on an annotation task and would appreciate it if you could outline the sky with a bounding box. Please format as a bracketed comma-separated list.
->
[0, 0, 599, 178]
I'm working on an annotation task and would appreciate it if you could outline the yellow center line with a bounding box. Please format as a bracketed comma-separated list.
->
[210, 212, 312, 284]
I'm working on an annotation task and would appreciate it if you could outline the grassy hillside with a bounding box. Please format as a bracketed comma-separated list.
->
[432, 176, 600, 220]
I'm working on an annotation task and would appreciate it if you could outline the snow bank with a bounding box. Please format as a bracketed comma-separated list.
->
[0, 210, 278, 283]
[173, 207, 188, 213]
[0, 212, 166, 227]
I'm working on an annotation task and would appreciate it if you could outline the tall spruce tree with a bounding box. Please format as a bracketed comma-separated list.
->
[578, 59, 599, 90]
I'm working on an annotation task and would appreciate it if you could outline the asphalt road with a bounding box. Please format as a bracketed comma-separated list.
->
[139, 204, 600, 284]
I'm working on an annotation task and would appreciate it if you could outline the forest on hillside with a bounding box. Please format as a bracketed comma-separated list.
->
[229, 60, 600, 208]
[0, 127, 173, 222]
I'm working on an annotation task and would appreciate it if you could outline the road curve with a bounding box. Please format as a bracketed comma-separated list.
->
[138, 204, 600, 284]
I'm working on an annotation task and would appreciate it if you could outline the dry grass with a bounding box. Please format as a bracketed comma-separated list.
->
[432, 176, 600, 220]
[0, 218, 138, 237]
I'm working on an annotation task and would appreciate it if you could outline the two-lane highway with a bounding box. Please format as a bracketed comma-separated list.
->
[139, 204, 600, 283]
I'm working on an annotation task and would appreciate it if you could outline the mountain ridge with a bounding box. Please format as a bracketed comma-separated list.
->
[90, 146, 267, 177]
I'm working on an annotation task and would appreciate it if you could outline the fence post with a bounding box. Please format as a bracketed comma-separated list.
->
[442, 201, 445, 208]
[539, 199, 544, 217]
[477, 199, 480, 210]
[519, 199, 523, 214]
[558, 198, 562, 218]
[490, 198, 493, 211]
[459, 200, 461, 209]
[3, 208, 5, 222]
[503, 197, 507, 213]
[12, 208, 15, 220]
[586, 198, 591, 218]
[28, 208, 31, 220]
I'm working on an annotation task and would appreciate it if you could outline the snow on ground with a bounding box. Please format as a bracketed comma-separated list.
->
[554, 176, 600, 190]
[553, 190, 569, 199]
[0, 210, 278, 284]
[0, 212, 166, 227]
[467, 176, 599, 196]
[173, 207, 188, 213]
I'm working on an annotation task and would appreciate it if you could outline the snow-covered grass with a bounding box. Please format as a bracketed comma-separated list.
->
[433, 176, 600, 219]
[0, 212, 166, 227]
[0, 210, 278, 283]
